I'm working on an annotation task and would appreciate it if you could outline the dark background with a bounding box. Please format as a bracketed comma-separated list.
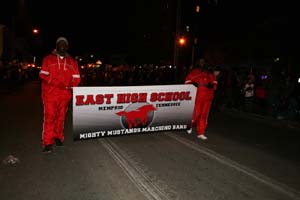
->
[0, 0, 296, 66]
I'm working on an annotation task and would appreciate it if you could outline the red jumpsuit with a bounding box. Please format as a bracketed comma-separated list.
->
[185, 68, 217, 136]
[39, 52, 81, 147]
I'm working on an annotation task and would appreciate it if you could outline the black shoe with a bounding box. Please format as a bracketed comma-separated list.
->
[55, 139, 64, 147]
[42, 145, 53, 153]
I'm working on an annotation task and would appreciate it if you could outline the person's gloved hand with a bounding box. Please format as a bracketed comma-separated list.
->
[191, 82, 198, 87]
[206, 82, 214, 89]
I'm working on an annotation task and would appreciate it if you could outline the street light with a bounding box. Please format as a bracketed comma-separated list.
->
[178, 37, 186, 46]
[32, 28, 40, 64]
[177, 36, 197, 66]
[173, 36, 187, 67]
[32, 28, 39, 35]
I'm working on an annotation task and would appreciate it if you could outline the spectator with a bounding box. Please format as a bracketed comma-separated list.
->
[243, 76, 255, 112]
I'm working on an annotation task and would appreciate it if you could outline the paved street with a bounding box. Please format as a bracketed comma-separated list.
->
[1, 81, 300, 200]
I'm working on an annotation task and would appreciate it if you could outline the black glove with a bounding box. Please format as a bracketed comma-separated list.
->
[206, 82, 214, 89]
[191, 82, 198, 87]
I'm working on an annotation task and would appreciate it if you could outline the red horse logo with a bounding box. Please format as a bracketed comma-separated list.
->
[116, 104, 157, 128]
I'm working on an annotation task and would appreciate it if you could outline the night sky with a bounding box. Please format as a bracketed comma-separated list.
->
[1, 0, 130, 57]
[0, 0, 295, 62]
[27, 1, 130, 57]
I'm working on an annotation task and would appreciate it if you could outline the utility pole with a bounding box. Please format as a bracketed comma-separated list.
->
[0, 24, 5, 60]
[173, 0, 181, 67]
[191, 37, 198, 66]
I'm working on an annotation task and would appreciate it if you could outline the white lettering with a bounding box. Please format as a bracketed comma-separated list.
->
[79, 131, 105, 139]
[172, 124, 187, 130]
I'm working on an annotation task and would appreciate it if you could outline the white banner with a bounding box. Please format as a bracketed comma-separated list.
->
[73, 84, 196, 140]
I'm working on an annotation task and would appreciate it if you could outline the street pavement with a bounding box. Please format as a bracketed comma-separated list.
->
[1, 80, 300, 200]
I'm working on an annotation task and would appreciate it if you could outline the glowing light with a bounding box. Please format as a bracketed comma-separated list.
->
[186, 26, 190, 32]
[32, 28, 39, 34]
[178, 37, 186, 46]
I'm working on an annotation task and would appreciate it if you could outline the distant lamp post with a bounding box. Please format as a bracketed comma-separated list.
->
[32, 28, 39, 35]
[174, 36, 187, 67]
[32, 28, 40, 64]
[178, 37, 186, 46]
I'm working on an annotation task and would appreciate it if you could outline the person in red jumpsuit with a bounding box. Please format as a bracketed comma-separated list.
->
[39, 37, 81, 153]
[185, 58, 217, 140]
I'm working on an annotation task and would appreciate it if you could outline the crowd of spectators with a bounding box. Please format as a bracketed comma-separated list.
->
[0, 62, 39, 91]
[79, 63, 300, 122]
[1, 61, 299, 122]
